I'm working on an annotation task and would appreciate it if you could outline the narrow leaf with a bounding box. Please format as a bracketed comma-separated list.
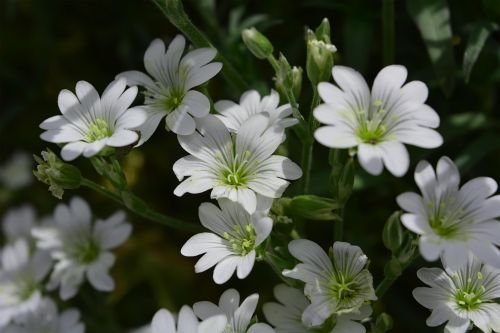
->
[407, 0, 456, 96]
[463, 21, 499, 83]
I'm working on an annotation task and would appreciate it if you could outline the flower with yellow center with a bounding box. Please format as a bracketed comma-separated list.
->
[397, 156, 500, 271]
[173, 113, 302, 214]
[313, 65, 443, 177]
[32, 197, 132, 300]
[283, 240, 376, 327]
[413, 256, 500, 333]
[117, 35, 222, 143]
[181, 199, 273, 285]
[40, 79, 147, 161]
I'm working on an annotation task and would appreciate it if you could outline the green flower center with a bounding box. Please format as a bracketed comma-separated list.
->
[223, 224, 257, 256]
[454, 272, 486, 311]
[355, 100, 388, 144]
[73, 239, 101, 264]
[427, 200, 471, 239]
[328, 273, 357, 302]
[85, 119, 113, 142]
[145, 84, 186, 113]
[218, 150, 256, 187]
[17, 280, 38, 301]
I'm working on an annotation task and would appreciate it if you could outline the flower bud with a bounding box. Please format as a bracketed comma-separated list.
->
[384, 257, 402, 278]
[242, 27, 274, 60]
[90, 156, 127, 190]
[373, 313, 394, 333]
[329, 150, 355, 205]
[33, 149, 81, 199]
[306, 19, 337, 85]
[291, 66, 303, 98]
[382, 211, 404, 253]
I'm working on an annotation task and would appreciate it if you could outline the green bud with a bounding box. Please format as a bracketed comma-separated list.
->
[288, 195, 339, 221]
[315, 18, 332, 42]
[329, 149, 355, 205]
[306, 19, 337, 86]
[291, 66, 303, 98]
[33, 149, 81, 199]
[384, 257, 402, 278]
[382, 211, 404, 253]
[397, 233, 418, 265]
[373, 313, 394, 333]
[242, 27, 274, 60]
[91, 157, 128, 190]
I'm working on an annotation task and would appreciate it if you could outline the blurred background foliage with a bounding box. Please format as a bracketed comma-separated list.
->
[1, 0, 500, 332]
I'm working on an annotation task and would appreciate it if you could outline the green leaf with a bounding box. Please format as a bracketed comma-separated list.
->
[407, 0, 456, 96]
[463, 21, 499, 83]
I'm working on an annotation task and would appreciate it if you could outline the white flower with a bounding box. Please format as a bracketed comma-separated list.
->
[181, 199, 272, 284]
[397, 156, 500, 271]
[32, 196, 132, 300]
[174, 114, 302, 214]
[214, 90, 298, 133]
[283, 240, 376, 327]
[151, 306, 226, 333]
[117, 35, 222, 142]
[40, 79, 147, 161]
[313, 65, 442, 177]
[3, 298, 84, 333]
[0, 239, 52, 328]
[193, 289, 275, 333]
[0, 152, 33, 190]
[263, 284, 372, 333]
[2, 205, 37, 243]
[413, 256, 500, 333]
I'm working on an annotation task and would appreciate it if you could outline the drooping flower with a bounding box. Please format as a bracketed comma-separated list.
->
[0, 151, 33, 190]
[32, 196, 132, 300]
[214, 90, 298, 133]
[313, 65, 442, 177]
[413, 256, 500, 333]
[193, 289, 275, 333]
[40, 79, 147, 161]
[151, 306, 226, 333]
[283, 240, 376, 327]
[174, 114, 302, 214]
[0, 239, 52, 328]
[181, 199, 272, 284]
[117, 35, 222, 142]
[263, 284, 372, 333]
[397, 156, 500, 271]
[3, 297, 84, 333]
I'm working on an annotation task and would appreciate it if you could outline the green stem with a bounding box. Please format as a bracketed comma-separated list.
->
[81, 178, 202, 233]
[299, 88, 320, 193]
[334, 207, 344, 241]
[382, 0, 395, 65]
[375, 252, 419, 298]
[151, 0, 248, 91]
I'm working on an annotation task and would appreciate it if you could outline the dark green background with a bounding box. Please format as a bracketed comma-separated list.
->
[1, 0, 499, 332]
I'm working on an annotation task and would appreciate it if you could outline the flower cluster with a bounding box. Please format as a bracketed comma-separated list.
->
[26, 22, 500, 333]
[0, 197, 131, 331]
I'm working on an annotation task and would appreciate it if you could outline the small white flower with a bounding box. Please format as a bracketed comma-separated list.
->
[413, 256, 500, 333]
[117, 35, 222, 142]
[214, 90, 298, 133]
[0, 152, 33, 190]
[4, 297, 84, 333]
[193, 289, 275, 333]
[151, 306, 226, 333]
[314, 65, 442, 177]
[174, 114, 302, 214]
[181, 199, 272, 284]
[283, 240, 376, 327]
[263, 284, 372, 333]
[2, 205, 37, 243]
[0, 239, 52, 328]
[32, 196, 132, 300]
[397, 156, 500, 271]
[40, 79, 147, 161]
